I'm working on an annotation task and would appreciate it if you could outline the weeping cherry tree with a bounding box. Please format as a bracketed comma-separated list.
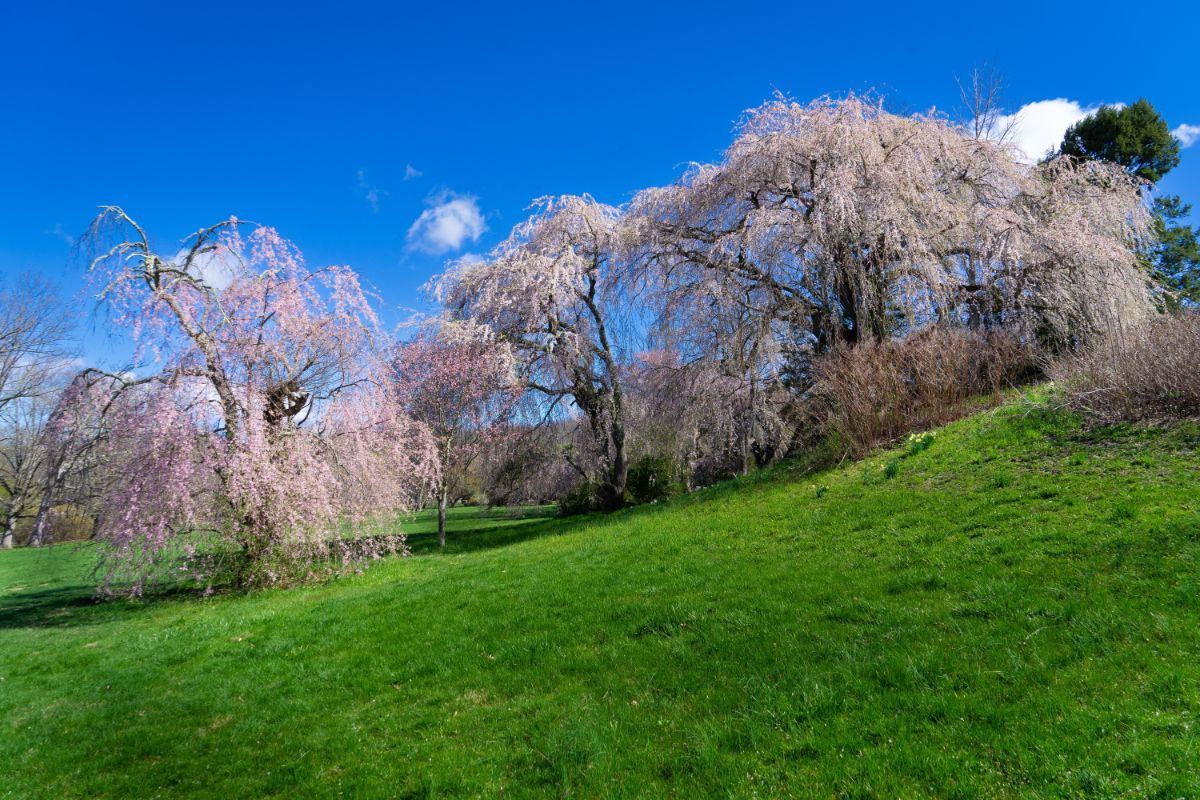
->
[433, 196, 634, 510]
[629, 94, 1152, 375]
[75, 208, 437, 593]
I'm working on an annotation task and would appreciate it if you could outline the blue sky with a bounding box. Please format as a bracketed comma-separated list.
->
[2, 0, 1197, 364]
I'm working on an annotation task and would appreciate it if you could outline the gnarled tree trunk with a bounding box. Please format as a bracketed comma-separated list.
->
[1, 513, 18, 549]
[437, 482, 448, 548]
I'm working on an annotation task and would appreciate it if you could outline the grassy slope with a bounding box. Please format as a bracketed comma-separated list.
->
[1, 395, 1198, 799]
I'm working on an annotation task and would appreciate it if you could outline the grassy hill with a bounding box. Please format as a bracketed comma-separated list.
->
[2, 393, 1198, 798]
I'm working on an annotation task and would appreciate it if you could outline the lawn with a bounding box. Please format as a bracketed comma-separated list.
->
[2, 394, 1199, 798]
[398, 504, 558, 555]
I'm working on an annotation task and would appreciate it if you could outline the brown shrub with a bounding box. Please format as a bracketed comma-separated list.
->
[811, 328, 1040, 456]
[13, 504, 95, 546]
[1050, 311, 1200, 424]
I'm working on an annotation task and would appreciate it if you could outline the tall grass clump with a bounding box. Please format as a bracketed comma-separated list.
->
[811, 328, 1039, 456]
[1052, 311, 1200, 423]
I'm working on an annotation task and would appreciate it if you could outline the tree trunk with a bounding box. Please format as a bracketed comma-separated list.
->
[1, 494, 22, 549]
[686, 427, 700, 493]
[595, 417, 628, 512]
[27, 502, 51, 547]
[742, 376, 757, 476]
[437, 483, 448, 548]
[28, 463, 67, 548]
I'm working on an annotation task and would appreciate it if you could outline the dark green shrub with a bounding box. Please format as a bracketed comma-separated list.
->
[626, 456, 682, 504]
[558, 482, 599, 517]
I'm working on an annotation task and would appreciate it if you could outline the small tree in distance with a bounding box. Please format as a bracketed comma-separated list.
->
[0, 277, 72, 548]
[391, 325, 518, 547]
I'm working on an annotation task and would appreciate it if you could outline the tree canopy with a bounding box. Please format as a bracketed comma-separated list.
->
[1057, 98, 1198, 305]
[1059, 99, 1180, 183]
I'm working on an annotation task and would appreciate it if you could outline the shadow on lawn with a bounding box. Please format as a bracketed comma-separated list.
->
[402, 509, 570, 556]
[0, 583, 166, 630]
[0, 506, 632, 629]
[403, 499, 685, 556]
[0, 580, 203, 631]
[0, 584, 99, 629]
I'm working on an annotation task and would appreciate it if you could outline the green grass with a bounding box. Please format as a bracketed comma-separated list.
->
[2, 394, 1199, 798]
[398, 504, 558, 555]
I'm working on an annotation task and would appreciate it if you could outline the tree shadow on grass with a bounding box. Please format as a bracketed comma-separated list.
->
[0, 582, 202, 631]
[0, 513, 574, 628]
[0, 506, 632, 629]
[0, 583, 98, 629]
[403, 510, 576, 556]
[402, 499, 689, 557]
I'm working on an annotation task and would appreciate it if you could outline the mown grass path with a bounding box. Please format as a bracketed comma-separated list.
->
[2, 398, 1198, 798]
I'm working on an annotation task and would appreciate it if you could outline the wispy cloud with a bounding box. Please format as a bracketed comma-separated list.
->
[992, 99, 1110, 163]
[454, 252, 487, 266]
[356, 169, 389, 213]
[406, 191, 486, 254]
[51, 355, 89, 373]
[173, 246, 240, 291]
[1173, 123, 1200, 148]
[404, 164, 423, 181]
[44, 223, 75, 247]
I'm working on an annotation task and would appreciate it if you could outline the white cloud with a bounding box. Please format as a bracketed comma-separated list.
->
[404, 164, 423, 181]
[406, 191, 486, 254]
[454, 252, 487, 266]
[174, 246, 240, 291]
[992, 99, 1108, 163]
[1172, 123, 1200, 148]
[43, 223, 75, 247]
[36, 355, 89, 376]
[356, 169, 388, 213]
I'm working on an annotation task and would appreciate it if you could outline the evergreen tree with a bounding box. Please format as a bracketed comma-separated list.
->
[1060, 99, 1179, 183]
[1150, 196, 1200, 305]
[1060, 99, 1198, 303]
